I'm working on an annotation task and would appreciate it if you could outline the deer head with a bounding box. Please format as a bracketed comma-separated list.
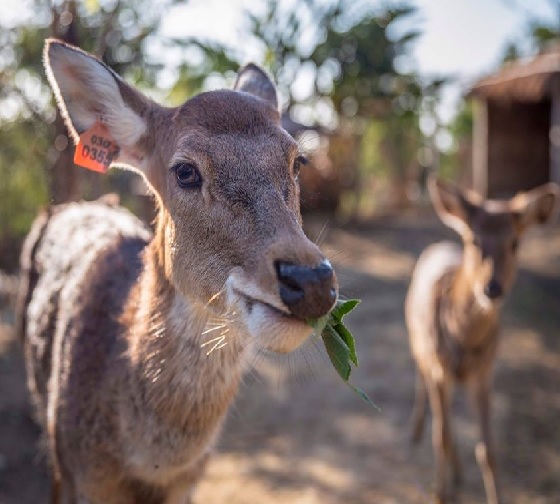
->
[44, 39, 338, 353]
[429, 177, 558, 308]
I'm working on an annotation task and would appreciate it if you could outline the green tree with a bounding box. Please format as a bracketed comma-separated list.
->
[311, 4, 427, 210]
[500, 0, 560, 61]
[527, 0, 560, 51]
[438, 99, 474, 185]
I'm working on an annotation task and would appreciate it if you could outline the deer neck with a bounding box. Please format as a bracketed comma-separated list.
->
[126, 212, 247, 431]
[443, 261, 499, 346]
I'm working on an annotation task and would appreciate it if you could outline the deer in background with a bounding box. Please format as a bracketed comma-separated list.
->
[17, 39, 338, 504]
[405, 177, 559, 504]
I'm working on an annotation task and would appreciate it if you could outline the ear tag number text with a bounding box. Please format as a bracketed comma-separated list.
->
[74, 123, 120, 173]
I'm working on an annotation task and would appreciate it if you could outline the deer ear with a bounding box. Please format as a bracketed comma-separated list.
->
[44, 39, 152, 171]
[428, 176, 477, 237]
[234, 63, 278, 112]
[511, 183, 559, 230]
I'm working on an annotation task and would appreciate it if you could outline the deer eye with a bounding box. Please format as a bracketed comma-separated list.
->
[293, 155, 308, 178]
[173, 162, 202, 189]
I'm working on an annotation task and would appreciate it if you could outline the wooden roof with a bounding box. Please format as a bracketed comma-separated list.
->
[470, 45, 560, 101]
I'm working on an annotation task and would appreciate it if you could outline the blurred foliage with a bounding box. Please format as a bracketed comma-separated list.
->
[439, 100, 474, 183]
[311, 5, 420, 117]
[242, 1, 421, 115]
[310, 4, 447, 214]
[500, 0, 560, 61]
[501, 41, 523, 64]
[527, 0, 560, 52]
[238, 0, 438, 215]
[447, 100, 474, 140]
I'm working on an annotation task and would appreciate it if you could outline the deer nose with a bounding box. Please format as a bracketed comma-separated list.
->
[275, 259, 337, 319]
[484, 279, 503, 300]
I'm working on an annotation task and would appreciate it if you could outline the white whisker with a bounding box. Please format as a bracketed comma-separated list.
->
[207, 342, 228, 354]
[202, 324, 228, 336]
[201, 330, 230, 348]
[314, 221, 329, 246]
[299, 346, 317, 382]
[206, 286, 226, 308]
[205, 336, 228, 355]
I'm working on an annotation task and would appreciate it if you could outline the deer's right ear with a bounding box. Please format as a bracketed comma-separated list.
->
[511, 182, 559, 230]
[44, 39, 152, 172]
[234, 63, 278, 113]
[428, 177, 476, 236]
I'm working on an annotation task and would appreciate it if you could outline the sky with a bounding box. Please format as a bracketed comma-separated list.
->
[411, 0, 549, 82]
[409, 0, 556, 120]
[160, 0, 558, 123]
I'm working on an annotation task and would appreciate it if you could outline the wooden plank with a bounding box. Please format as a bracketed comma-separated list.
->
[550, 86, 560, 185]
[472, 98, 488, 196]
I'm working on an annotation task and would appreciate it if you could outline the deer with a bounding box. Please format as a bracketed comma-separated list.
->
[405, 176, 559, 504]
[16, 39, 339, 504]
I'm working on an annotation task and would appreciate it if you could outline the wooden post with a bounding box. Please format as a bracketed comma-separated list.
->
[550, 87, 560, 185]
[472, 98, 489, 197]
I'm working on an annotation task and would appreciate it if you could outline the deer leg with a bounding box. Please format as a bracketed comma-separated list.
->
[427, 377, 458, 504]
[50, 476, 61, 504]
[54, 478, 77, 504]
[49, 433, 75, 504]
[471, 378, 501, 504]
[443, 387, 461, 491]
[449, 427, 462, 490]
[411, 367, 428, 445]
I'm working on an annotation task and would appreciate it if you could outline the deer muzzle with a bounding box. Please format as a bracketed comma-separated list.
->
[275, 259, 337, 319]
[484, 278, 503, 300]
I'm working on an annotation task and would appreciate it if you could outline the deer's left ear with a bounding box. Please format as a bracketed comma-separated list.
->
[44, 38, 155, 172]
[428, 176, 479, 237]
[234, 63, 278, 113]
[511, 183, 559, 230]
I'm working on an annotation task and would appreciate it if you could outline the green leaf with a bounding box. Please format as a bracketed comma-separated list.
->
[330, 298, 360, 322]
[307, 297, 376, 409]
[306, 313, 329, 334]
[321, 325, 351, 381]
[333, 322, 358, 367]
[347, 382, 380, 411]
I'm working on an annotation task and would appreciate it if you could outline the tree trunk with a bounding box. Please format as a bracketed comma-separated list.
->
[48, 1, 81, 204]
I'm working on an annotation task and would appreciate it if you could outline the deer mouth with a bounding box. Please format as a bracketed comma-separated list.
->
[232, 288, 294, 319]
[226, 277, 314, 353]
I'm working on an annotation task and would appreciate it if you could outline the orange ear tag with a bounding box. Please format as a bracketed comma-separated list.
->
[73, 122, 120, 173]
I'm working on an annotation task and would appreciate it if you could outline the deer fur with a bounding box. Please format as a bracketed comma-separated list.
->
[17, 39, 338, 504]
[406, 177, 559, 504]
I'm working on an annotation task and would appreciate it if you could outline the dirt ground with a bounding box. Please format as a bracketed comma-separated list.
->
[1, 211, 559, 503]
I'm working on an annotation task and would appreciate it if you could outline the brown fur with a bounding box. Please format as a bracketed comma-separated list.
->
[406, 177, 559, 504]
[20, 40, 338, 503]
